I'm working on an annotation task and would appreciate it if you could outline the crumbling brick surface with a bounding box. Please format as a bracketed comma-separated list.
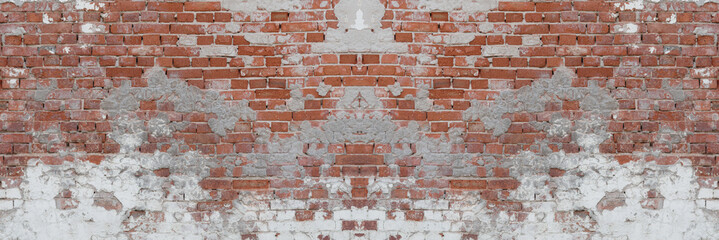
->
[1, 0, 719, 239]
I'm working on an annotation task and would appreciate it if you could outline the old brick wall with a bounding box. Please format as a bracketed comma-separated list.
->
[1, 0, 719, 239]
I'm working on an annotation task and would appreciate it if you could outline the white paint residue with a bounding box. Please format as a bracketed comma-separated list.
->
[350, 9, 369, 30]
[80, 23, 105, 33]
[615, 0, 644, 11]
[75, 0, 104, 10]
[614, 23, 639, 33]
[42, 13, 52, 24]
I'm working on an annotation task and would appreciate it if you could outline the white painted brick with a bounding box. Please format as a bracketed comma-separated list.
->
[366, 209, 386, 220]
[706, 200, 719, 210]
[292, 233, 312, 240]
[0, 200, 13, 210]
[255, 232, 276, 239]
[450, 222, 465, 231]
[406, 232, 426, 240]
[270, 200, 305, 210]
[333, 209, 351, 220]
[442, 211, 460, 221]
[697, 188, 713, 198]
[258, 211, 276, 221]
[5, 188, 21, 199]
[413, 199, 449, 209]
[254, 222, 269, 232]
[423, 211, 443, 221]
[276, 210, 295, 221]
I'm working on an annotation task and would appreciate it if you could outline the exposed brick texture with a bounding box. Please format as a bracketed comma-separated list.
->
[1, 0, 719, 239]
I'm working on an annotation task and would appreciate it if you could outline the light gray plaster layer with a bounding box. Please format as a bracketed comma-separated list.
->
[316, 82, 333, 97]
[33, 80, 57, 101]
[405, 83, 433, 111]
[386, 82, 403, 96]
[285, 84, 313, 111]
[336, 87, 383, 109]
[101, 68, 255, 136]
[662, 79, 686, 101]
[482, 45, 520, 57]
[463, 67, 618, 136]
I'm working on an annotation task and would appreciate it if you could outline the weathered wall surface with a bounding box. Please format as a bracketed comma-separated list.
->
[1, 0, 719, 239]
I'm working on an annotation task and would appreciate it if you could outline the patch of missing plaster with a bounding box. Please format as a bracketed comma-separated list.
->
[386, 82, 403, 96]
[220, 0, 302, 12]
[312, 0, 408, 53]
[316, 82, 333, 97]
[101, 68, 255, 136]
[662, 79, 686, 102]
[417, 0, 499, 13]
[463, 67, 618, 136]
[337, 87, 383, 109]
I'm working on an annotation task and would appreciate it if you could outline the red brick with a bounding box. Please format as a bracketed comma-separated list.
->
[232, 180, 270, 189]
[106, 68, 143, 77]
[335, 155, 384, 165]
[577, 68, 613, 77]
[184, 2, 221, 11]
[450, 180, 487, 189]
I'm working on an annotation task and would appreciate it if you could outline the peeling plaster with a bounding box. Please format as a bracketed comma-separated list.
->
[464, 68, 618, 136]
[101, 68, 255, 136]
[0, 151, 218, 239]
